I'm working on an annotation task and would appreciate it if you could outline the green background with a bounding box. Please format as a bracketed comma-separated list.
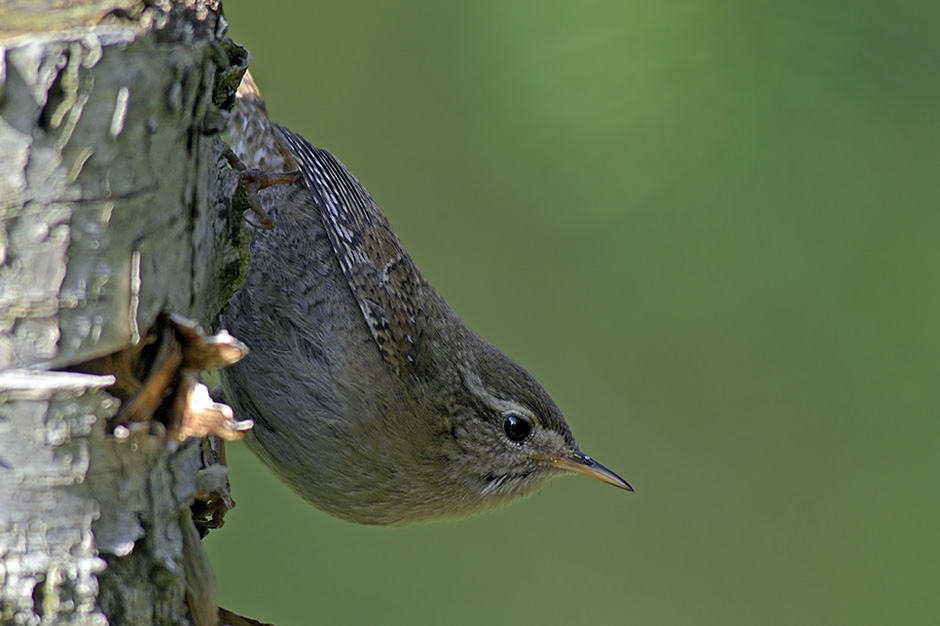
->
[208, 1, 939, 624]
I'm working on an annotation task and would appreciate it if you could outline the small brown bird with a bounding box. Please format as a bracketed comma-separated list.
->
[219, 71, 631, 526]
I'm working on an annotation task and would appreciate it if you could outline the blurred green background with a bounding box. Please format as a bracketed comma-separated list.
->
[208, 1, 939, 624]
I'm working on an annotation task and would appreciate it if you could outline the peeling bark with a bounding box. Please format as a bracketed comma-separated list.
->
[0, 1, 250, 624]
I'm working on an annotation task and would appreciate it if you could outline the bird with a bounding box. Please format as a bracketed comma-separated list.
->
[218, 70, 632, 526]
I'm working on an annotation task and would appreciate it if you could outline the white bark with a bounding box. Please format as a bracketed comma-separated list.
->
[0, 1, 249, 624]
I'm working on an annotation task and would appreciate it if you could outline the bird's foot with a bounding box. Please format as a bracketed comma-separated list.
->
[224, 147, 301, 229]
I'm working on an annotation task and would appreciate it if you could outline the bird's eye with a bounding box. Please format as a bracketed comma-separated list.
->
[503, 413, 531, 443]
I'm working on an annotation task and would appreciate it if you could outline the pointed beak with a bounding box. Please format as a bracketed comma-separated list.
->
[547, 450, 633, 491]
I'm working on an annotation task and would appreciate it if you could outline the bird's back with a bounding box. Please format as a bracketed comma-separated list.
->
[220, 72, 423, 524]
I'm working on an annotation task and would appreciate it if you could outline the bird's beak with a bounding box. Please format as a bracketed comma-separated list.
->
[546, 450, 633, 491]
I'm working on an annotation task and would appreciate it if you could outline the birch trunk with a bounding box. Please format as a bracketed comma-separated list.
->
[0, 1, 250, 624]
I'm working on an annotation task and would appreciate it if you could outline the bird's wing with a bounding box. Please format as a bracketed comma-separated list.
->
[276, 124, 432, 378]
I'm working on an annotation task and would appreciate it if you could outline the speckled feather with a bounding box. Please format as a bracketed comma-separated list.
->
[219, 72, 625, 525]
[276, 126, 431, 379]
[228, 71, 297, 174]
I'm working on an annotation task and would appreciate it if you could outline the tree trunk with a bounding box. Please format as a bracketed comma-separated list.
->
[0, 1, 251, 624]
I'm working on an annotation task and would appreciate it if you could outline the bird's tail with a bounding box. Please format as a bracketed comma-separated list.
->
[230, 70, 297, 173]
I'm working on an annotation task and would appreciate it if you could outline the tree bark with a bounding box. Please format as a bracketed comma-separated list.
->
[0, 1, 250, 624]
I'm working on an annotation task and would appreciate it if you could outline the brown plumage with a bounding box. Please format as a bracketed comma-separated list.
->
[219, 71, 631, 525]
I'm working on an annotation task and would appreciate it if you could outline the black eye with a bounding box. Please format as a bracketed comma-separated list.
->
[503, 414, 531, 442]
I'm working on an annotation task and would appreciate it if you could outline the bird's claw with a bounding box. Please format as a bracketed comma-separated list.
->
[224, 147, 300, 229]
